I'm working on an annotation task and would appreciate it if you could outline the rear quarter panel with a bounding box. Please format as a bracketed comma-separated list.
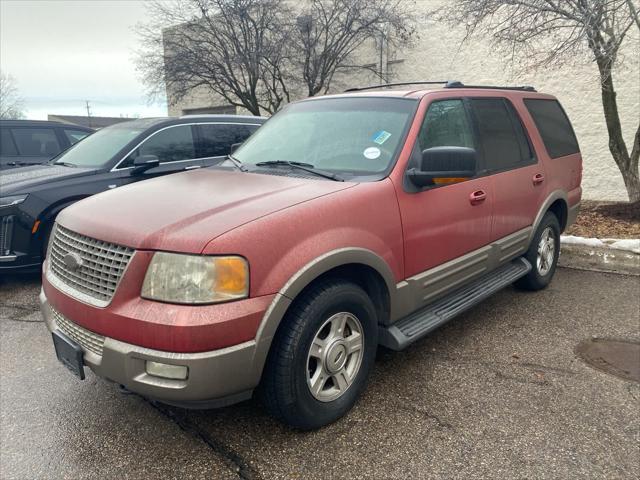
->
[516, 94, 583, 208]
[202, 179, 405, 297]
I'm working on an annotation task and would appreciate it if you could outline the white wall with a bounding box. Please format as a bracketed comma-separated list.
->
[168, 0, 640, 201]
[389, 1, 640, 201]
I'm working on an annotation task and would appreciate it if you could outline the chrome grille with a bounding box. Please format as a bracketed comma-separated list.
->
[0, 216, 14, 255]
[51, 306, 105, 356]
[48, 224, 134, 306]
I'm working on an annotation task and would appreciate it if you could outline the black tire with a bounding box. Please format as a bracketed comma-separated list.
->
[260, 280, 378, 430]
[515, 211, 561, 291]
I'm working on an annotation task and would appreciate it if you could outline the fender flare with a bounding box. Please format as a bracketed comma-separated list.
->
[42, 196, 89, 223]
[248, 248, 397, 385]
[277, 247, 396, 303]
[528, 190, 568, 245]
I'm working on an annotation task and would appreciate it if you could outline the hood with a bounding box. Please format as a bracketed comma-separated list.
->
[0, 164, 96, 194]
[57, 168, 355, 253]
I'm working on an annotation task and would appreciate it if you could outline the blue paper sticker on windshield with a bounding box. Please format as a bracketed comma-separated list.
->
[371, 130, 392, 145]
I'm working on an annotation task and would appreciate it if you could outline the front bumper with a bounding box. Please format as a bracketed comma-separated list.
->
[0, 206, 42, 273]
[0, 252, 41, 272]
[41, 290, 262, 408]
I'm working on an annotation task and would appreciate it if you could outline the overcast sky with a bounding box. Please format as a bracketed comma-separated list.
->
[0, 0, 167, 120]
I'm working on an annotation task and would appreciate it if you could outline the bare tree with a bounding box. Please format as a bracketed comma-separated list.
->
[0, 72, 26, 120]
[136, 0, 417, 116]
[137, 0, 293, 116]
[443, 0, 640, 202]
[295, 0, 416, 97]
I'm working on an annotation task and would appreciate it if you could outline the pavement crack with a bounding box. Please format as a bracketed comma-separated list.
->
[626, 384, 639, 402]
[5, 317, 44, 323]
[1, 304, 44, 323]
[145, 399, 261, 480]
[394, 403, 454, 430]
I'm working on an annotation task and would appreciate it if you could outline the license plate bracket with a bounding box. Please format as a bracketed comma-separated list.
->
[52, 330, 85, 380]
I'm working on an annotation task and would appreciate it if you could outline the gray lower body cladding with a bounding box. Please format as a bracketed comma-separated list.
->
[380, 257, 532, 350]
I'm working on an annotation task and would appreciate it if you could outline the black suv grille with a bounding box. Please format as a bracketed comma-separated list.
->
[0, 216, 14, 256]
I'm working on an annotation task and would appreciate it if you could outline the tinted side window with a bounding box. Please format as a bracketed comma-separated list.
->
[198, 124, 259, 157]
[418, 99, 474, 151]
[471, 99, 525, 171]
[0, 129, 18, 156]
[64, 129, 91, 145]
[524, 99, 579, 158]
[126, 125, 195, 165]
[11, 128, 61, 156]
[506, 102, 534, 162]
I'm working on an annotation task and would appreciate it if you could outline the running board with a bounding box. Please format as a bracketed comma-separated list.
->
[380, 258, 532, 351]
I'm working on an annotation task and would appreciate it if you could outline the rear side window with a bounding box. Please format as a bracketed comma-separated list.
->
[524, 99, 579, 158]
[418, 99, 474, 151]
[64, 129, 91, 145]
[11, 128, 61, 156]
[0, 129, 18, 156]
[198, 123, 259, 158]
[471, 98, 531, 171]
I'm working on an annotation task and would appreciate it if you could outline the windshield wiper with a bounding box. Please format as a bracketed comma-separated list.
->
[255, 160, 344, 182]
[54, 161, 78, 168]
[227, 154, 248, 172]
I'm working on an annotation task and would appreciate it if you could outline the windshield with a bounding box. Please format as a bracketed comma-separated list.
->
[54, 122, 148, 168]
[233, 97, 417, 179]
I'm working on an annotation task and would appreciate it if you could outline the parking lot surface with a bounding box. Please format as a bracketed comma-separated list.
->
[1, 268, 639, 479]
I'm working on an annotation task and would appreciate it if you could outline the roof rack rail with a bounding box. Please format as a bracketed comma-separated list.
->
[344, 80, 536, 93]
[444, 82, 537, 92]
[344, 81, 455, 92]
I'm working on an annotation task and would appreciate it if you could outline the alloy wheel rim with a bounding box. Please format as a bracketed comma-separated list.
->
[306, 312, 364, 402]
[536, 227, 556, 276]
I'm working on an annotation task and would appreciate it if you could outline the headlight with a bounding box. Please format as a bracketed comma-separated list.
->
[0, 194, 28, 208]
[141, 252, 249, 304]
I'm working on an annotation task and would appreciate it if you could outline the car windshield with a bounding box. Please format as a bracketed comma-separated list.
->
[53, 120, 157, 168]
[233, 97, 417, 179]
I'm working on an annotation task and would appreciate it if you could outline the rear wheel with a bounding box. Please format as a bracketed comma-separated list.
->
[515, 212, 561, 291]
[261, 280, 378, 429]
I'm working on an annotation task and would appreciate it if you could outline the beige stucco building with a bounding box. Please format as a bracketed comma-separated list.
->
[167, 1, 640, 201]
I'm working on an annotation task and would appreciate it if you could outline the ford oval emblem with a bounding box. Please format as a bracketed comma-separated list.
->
[63, 252, 84, 271]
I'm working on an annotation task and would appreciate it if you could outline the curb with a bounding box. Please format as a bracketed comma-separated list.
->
[559, 244, 640, 276]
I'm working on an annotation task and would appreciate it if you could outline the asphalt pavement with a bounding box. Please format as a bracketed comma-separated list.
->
[1, 268, 639, 479]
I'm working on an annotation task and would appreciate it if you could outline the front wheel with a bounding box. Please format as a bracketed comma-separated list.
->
[260, 280, 378, 429]
[515, 211, 561, 291]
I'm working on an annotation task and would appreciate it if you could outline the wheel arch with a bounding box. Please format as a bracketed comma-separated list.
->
[40, 195, 89, 224]
[529, 190, 569, 245]
[547, 198, 568, 232]
[33, 196, 90, 257]
[249, 248, 397, 385]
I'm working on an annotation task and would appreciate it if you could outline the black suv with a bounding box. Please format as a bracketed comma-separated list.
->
[0, 115, 265, 272]
[0, 120, 94, 169]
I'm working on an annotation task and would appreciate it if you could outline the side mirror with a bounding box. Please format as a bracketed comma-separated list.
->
[407, 146, 477, 188]
[230, 142, 243, 155]
[131, 154, 160, 174]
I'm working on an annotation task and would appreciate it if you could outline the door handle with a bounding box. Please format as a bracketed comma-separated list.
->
[469, 190, 487, 205]
[533, 173, 545, 185]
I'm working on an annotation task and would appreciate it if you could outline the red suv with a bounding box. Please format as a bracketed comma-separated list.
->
[41, 82, 581, 429]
